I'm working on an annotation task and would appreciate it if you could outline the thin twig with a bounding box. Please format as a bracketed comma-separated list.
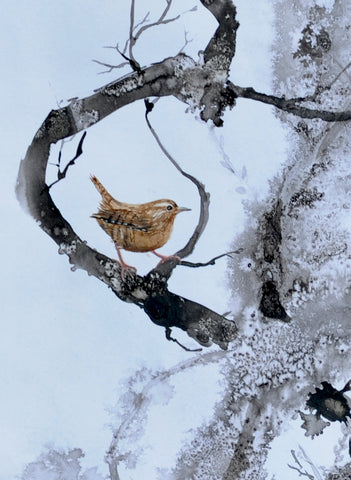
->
[116, 46, 143, 74]
[287, 450, 315, 479]
[100, 1, 196, 75]
[165, 327, 202, 352]
[92, 58, 129, 74]
[292, 59, 351, 103]
[299, 446, 323, 480]
[144, 100, 210, 260]
[132, 2, 196, 48]
[180, 249, 244, 268]
[136, 14, 180, 40]
[287, 463, 314, 479]
[43, 131, 87, 193]
[133, 11, 150, 31]
[128, 0, 137, 63]
[179, 30, 193, 54]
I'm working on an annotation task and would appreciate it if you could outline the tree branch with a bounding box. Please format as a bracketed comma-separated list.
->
[44, 131, 87, 192]
[197, 0, 239, 125]
[200, 0, 239, 70]
[95, 2, 196, 75]
[144, 105, 211, 278]
[165, 327, 202, 352]
[16, 50, 238, 349]
[92, 58, 129, 75]
[17, 0, 351, 352]
[229, 82, 351, 122]
[180, 249, 244, 268]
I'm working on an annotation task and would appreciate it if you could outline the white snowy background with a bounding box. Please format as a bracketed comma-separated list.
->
[1, 0, 347, 479]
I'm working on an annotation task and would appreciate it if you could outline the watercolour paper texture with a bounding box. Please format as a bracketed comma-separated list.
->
[2, 0, 351, 479]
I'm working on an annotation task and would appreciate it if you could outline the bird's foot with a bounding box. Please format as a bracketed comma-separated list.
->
[119, 263, 137, 281]
[152, 251, 182, 265]
[116, 248, 137, 281]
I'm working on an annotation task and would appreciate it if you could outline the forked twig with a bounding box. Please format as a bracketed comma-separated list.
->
[94, 1, 196, 74]
[43, 131, 87, 193]
[92, 58, 129, 74]
[288, 450, 314, 480]
[116, 46, 143, 74]
[179, 30, 193, 53]
[131, 1, 196, 46]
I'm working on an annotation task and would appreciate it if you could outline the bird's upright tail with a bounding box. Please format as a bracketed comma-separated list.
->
[90, 175, 122, 210]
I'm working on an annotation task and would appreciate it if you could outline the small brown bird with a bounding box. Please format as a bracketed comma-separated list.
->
[90, 175, 190, 276]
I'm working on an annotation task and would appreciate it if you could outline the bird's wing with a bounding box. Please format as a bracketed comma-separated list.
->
[92, 208, 152, 232]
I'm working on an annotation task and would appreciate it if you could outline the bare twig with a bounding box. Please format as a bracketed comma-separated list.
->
[180, 249, 244, 268]
[165, 327, 202, 352]
[128, 0, 138, 65]
[287, 463, 314, 479]
[288, 450, 315, 479]
[270, 59, 351, 107]
[92, 58, 129, 74]
[116, 45, 143, 74]
[179, 30, 193, 54]
[43, 131, 87, 192]
[300, 446, 324, 480]
[296, 59, 351, 103]
[144, 100, 210, 264]
[95, 2, 196, 75]
[133, 2, 197, 47]
[133, 11, 150, 32]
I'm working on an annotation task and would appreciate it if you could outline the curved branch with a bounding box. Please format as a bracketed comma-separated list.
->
[16, 0, 351, 351]
[16, 51, 237, 349]
[144, 108, 210, 278]
[17, 54, 193, 218]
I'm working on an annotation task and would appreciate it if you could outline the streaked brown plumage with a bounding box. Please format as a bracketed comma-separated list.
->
[91, 175, 190, 275]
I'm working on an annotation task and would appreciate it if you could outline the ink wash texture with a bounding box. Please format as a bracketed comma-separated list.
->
[2, 0, 351, 479]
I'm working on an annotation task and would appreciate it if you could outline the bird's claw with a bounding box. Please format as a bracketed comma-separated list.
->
[120, 265, 137, 282]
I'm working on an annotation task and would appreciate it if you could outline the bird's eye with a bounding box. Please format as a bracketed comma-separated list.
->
[167, 204, 173, 211]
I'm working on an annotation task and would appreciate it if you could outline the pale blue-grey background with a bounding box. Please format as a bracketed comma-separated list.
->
[1, 1, 322, 478]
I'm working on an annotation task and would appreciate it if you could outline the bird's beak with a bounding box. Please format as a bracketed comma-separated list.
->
[177, 206, 191, 213]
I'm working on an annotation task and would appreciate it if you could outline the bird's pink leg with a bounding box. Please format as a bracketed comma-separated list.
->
[116, 247, 137, 280]
[151, 250, 181, 264]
